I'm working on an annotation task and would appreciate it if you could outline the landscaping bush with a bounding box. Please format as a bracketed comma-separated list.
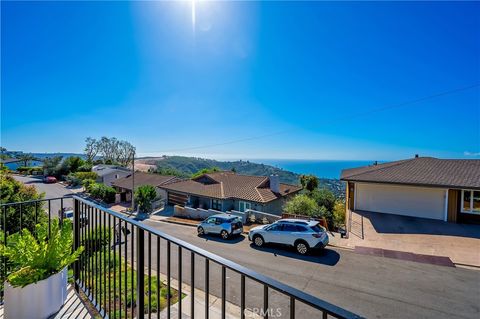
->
[66, 173, 82, 186]
[333, 201, 346, 228]
[134, 185, 157, 213]
[82, 226, 113, 256]
[82, 179, 96, 192]
[74, 171, 98, 181]
[283, 194, 320, 217]
[89, 183, 116, 203]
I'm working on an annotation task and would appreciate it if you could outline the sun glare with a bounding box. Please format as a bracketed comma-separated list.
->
[191, 0, 196, 33]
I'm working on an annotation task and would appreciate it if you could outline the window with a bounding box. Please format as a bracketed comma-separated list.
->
[282, 224, 297, 232]
[211, 199, 222, 211]
[461, 190, 480, 214]
[206, 217, 216, 224]
[266, 224, 283, 231]
[239, 201, 252, 212]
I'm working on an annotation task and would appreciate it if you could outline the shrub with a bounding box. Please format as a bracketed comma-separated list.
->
[74, 171, 98, 181]
[77, 163, 93, 172]
[82, 226, 112, 256]
[66, 173, 82, 186]
[0, 219, 84, 287]
[135, 185, 157, 213]
[1, 171, 46, 234]
[283, 194, 320, 217]
[82, 179, 96, 192]
[333, 201, 346, 228]
[89, 183, 116, 203]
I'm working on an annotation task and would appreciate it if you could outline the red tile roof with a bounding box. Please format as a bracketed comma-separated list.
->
[341, 157, 480, 189]
[160, 171, 302, 203]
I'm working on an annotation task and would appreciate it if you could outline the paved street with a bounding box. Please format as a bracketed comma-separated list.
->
[13, 175, 75, 217]
[114, 219, 479, 319]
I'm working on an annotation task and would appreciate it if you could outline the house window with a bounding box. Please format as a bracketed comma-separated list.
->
[239, 201, 252, 212]
[211, 199, 222, 211]
[461, 190, 480, 214]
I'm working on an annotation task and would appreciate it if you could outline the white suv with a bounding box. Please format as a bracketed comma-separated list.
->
[248, 219, 329, 255]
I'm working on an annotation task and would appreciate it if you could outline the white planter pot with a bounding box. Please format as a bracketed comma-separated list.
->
[4, 267, 68, 319]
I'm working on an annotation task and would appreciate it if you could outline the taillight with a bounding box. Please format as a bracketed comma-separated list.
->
[312, 233, 322, 238]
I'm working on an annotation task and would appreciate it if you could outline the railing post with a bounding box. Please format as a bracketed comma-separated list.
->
[73, 198, 80, 292]
[136, 227, 145, 319]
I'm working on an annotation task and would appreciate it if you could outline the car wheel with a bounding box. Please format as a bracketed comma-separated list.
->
[197, 227, 205, 236]
[220, 230, 229, 239]
[253, 235, 264, 247]
[295, 241, 309, 255]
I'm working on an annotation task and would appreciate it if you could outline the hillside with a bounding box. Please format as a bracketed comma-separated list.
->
[137, 156, 345, 198]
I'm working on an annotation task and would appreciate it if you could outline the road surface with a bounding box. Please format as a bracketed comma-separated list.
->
[13, 175, 75, 217]
[109, 219, 479, 319]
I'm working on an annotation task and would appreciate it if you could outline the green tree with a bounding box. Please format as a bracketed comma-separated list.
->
[89, 183, 116, 203]
[15, 153, 37, 167]
[43, 156, 63, 177]
[191, 167, 221, 178]
[0, 171, 46, 234]
[333, 201, 346, 227]
[311, 188, 337, 227]
[283, 194, 320, 216]
[134, 185, 157, 213]
[300, 174, 319, 192]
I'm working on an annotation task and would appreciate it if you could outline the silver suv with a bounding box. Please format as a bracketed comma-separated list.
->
[248, 219, 329, 255]
[197, 214, 243, 239]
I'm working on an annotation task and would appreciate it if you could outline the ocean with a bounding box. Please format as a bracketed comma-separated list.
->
[256, 159, 375, 179]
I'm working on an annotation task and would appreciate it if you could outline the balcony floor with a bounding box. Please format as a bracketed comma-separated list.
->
[0, 285, 92, 319]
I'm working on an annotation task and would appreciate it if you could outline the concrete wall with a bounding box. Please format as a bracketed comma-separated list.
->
[355, 182, 446, 220]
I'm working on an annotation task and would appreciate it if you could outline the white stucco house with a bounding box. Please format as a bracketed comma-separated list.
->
[92, 164, 131, 187]
[341, 156, 480, 224]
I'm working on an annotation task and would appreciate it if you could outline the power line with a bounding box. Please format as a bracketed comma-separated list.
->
[145, 83, 480, 154]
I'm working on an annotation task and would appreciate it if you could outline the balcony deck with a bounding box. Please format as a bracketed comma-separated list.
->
[0, 285, 92, 319]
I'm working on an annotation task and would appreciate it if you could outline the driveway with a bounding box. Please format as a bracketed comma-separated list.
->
[336, 210, 480, 267]
[111, 219, 480, 319]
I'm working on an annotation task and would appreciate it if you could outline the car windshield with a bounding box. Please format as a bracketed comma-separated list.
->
[310, 224, 325, 233]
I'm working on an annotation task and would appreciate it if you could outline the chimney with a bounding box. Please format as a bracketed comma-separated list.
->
[269, 174, 280, 193]
[415, 154, 419, 158]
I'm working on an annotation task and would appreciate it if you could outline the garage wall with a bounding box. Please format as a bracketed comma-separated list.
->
[355, 183, 446, 220]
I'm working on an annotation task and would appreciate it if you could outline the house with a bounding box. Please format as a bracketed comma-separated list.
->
[340, 156, 480, 223]
[111, 171, 180, 202]
[159, 171, 303, 215]
[92, 164, 131, 187]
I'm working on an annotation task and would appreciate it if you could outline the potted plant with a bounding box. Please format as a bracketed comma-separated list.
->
[1, 219, 84, 319]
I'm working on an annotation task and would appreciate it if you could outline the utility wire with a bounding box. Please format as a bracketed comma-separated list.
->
[144, 83, 480, 154]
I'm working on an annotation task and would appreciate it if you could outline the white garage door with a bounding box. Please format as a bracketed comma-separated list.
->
[355, 183, 446, 220]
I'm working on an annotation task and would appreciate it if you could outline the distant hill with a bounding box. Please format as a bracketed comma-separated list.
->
[137, 156, 345, 198]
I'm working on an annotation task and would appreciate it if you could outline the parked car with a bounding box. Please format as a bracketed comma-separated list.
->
[248, 219, 329, 255]
[43, 176, 57, 183]
[62, 208, 89, 227]
[197, 214, 243, 239]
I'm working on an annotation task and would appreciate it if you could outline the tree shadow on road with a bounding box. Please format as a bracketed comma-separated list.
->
[249, 244, 340, 266]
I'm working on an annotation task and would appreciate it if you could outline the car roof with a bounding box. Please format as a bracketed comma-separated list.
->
[210, 213, 236, 219]
[277, 219, 318, 226]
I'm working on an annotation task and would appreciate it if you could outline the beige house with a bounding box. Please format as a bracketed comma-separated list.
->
[341, 156, 480, 223]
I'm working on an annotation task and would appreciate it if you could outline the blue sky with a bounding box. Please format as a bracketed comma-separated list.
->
[1, 1, 479, 160]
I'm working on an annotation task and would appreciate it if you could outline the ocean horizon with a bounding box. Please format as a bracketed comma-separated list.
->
[256, 159, 377, 179]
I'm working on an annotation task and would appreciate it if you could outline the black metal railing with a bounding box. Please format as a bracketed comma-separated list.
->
[1, 196, 364, 319]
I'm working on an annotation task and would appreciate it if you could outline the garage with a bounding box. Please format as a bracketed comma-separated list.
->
[167, 192, 188, 206]
[355, 183, 446, 220]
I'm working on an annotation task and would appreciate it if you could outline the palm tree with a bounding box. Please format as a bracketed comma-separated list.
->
[15, 153, 37, 167]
